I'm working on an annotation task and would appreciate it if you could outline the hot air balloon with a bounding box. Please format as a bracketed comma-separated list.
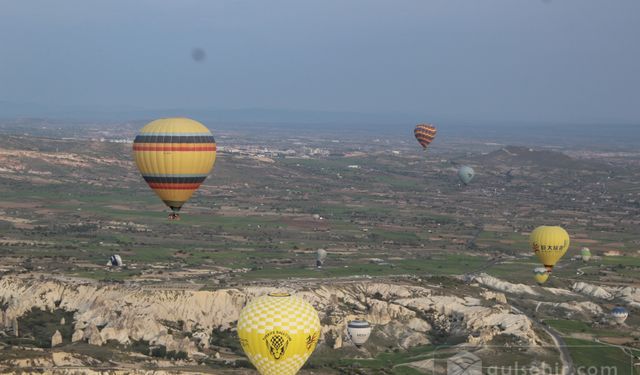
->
[316, 249, 327, 268]
[347, 320, 372, 347]
[414, 124, 437, 151]
[458, 166, 475, 185]
[238, 292, 321, 375]
[611, 307, 628, 324]
[530, 226, 570, 272]
[133, 118, 216, 220]
[108, 254, 123, 267]
[581, 247, 592, 262]
[533, 267, 549, 285]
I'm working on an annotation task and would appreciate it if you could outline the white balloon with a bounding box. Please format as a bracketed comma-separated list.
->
[316, 249, 327, 268]
[109, 254, 123, 267]
[347, 320, 372, 346]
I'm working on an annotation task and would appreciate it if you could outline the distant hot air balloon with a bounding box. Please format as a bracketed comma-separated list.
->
[581, 247, 592, 262]
[458, 166, 475, 185]
[414, 124, 437, 151]
[530, 226, 570, 272]
[347, 320, 372, 347]
[238, 292, 321, 375]
[611, 307, 628, 324]
[316, 249, 327, 268]
[533, 267, 549, 285]
[133, 118, 217, 220]
[108, 254, 123, 267]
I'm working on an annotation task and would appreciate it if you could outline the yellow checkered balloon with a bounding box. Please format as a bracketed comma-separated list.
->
[238, 292, 321, 375]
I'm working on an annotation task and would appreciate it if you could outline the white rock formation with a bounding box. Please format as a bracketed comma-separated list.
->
[481, 290, 508, 304]
[85, 323, 103, 346]
[0, 276, 540, 357]
[71, 329, 84, 342]
[51, 330, 62, 347]
[572, 282, 614, 300]
[536, 301, 604, 319]
[473, 274, 539, 296]
[614, 286, 640, 308]
[572, 282, 640, 308]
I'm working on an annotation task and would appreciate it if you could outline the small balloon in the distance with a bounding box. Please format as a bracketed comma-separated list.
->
[191, 48, 206, 62]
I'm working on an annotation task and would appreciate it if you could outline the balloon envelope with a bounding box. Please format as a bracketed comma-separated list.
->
[317, 249, 327, 262]
[347, 320, 372, 346]
[133, 118, 216, 213]
[414, 124, 437, 150]
[458, 166, 475, 185]
[533, 267, 549, 284]
[238, 292, 321, 375]
[530, 226, 570, 272]
[316, 249, 327, 268]
[611, 307, 628, 324]
[581, 247, 592, 262]
[109, 255, 123, 267]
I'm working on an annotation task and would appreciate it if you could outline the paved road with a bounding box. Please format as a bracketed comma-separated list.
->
[544, 324, 575, 375]
[511, 306, 575, 375]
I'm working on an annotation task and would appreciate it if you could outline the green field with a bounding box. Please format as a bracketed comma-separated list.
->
[546, 320, 632, 338]
[564, 338, 639, 375]
[330, 344, 441, 373]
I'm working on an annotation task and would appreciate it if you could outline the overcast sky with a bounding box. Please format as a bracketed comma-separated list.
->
[1, 0, 639, 124]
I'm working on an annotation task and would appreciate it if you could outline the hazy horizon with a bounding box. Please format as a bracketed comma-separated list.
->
[1, 0, 639, 125]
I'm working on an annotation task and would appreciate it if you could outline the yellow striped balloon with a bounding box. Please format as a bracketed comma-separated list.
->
[133, 118, 216, 217]
[530, 225, 570, 272]
[238, 292, 321, 375]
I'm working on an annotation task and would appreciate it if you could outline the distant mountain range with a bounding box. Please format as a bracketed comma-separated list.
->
[478, 146, 611, 171]
[0, 101, 422, 126]
[0, 101, 638, 147]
